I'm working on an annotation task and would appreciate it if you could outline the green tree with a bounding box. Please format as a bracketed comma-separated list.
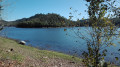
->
[0, 0, 3, 30]
[0, 0, 2, 20]
[73, 0, 120, 67]
[16, 13, 71, 28]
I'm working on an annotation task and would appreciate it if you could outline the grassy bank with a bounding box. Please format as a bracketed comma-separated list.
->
[0, 37, 84, 67]
[0, 37, 119, 67]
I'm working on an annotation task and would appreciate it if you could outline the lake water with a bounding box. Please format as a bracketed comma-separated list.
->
[0, 27, 120, 64]
[0, 27, 87, 54]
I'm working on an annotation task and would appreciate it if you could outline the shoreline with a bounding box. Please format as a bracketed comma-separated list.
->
[0, 36, 119, 66]
[0, 36, 75, 56]
[0, 36, 20, 42]
[0, 36, 84, 67]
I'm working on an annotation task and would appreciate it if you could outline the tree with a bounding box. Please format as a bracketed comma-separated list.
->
[71, 0, 119, 67]
[0, 0, 3, 30]
[0, 0, 2, 20]
[16, 13, 71, 28]
[107, 0, 120, 18]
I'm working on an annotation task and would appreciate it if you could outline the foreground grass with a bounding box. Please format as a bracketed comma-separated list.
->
[0, 37, 84, 67]
[0, 37, 119, 67]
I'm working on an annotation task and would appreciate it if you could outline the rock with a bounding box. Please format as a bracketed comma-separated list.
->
[6, 48, 14, 52]
[6, 50, 11, 52]
[19, 41, 26, 45]
[10, 48, 14, 51]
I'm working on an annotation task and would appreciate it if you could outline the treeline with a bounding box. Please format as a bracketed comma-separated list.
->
[0, 20, 9, 26]
[13, 13, 91, 28]
[1, 13, 120, 28]
[15, 13, 75, 28]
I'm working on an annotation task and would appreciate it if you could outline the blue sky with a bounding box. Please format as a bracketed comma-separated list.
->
[2, 0, 88, 21]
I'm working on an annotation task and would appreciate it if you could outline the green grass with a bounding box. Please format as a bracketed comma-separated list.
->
[0, 37, 120, 67]
[0, 37, 82, 64]
[0, 52, 24, 62]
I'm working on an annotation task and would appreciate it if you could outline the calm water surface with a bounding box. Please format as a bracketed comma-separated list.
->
[1, 27, 120, 63]
[0, 27, 87, 54]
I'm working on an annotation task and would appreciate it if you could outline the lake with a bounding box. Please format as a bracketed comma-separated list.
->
[0, 27, 120, 64]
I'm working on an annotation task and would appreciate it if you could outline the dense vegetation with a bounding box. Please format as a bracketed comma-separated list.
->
[0, 13, 120, 28]
[112, 18, 120, 26]
[7, 13, 90, 27]
[13, 13, 120, 28]
[80, 0, 119, 67]
[14, 13, 73, 28]
[0, 20, 10, 26]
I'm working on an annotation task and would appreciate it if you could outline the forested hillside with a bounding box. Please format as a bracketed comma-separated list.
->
[0, 13, 120, 27]
[15, 13, 73, 28]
